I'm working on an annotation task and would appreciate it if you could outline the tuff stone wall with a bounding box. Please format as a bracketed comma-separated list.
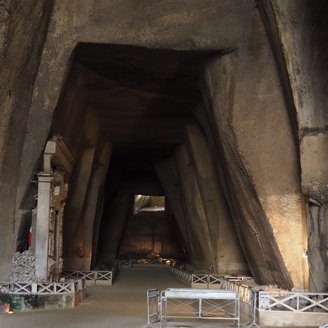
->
[117, 212, 185, 260]
[0, 0, 54, 279]
[0, 0, 326, 291]
[199, 55, 299, 289]
[259, 0, 328, 291]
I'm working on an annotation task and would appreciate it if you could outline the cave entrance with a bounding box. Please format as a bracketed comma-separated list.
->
[117, 194, 183, 265]
[49, 43, 247, 275]
[133, 195, 166, 214]
[94, 148, 188, 269]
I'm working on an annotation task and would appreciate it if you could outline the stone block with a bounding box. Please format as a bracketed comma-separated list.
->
[301, 133, 328, 202]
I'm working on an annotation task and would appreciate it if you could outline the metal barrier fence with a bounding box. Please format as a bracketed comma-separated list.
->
[0, 280, 84, 295]
[169, 267, 252, 301]
[220, 276, 260, 328]
[147, 289, 160, 326]
[146, 287, 241, 327]
[259, 291, 328, 313]
[63, 269, 115, 285]
[159, 288, 240, 328]
[169, 267, 328, 325]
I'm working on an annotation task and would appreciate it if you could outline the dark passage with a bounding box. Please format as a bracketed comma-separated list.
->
[49, 43, 246, 274]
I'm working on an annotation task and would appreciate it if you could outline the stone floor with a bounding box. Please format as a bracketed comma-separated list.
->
[0, 267, 317, 328]
[0, 267, 180, 328]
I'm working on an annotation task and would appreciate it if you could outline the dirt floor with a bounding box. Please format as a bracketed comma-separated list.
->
[0, 267, 318, 328]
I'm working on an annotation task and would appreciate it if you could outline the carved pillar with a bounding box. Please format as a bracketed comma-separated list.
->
[34, 137, 74, 281]
[35, 174, 53, 280]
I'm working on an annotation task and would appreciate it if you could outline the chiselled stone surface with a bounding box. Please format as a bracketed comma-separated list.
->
[0, 0, 327, 292]
[0, 0, 54, 280]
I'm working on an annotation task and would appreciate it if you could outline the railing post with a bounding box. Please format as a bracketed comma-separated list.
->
[244, 291, 261, 328]
[73, 281, 77, 293]
[259, 291, 271, 310]
[78, 279, 83, 291]
[31, 283, 37, 294]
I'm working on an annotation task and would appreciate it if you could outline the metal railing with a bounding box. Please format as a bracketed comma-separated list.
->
[168, 269, 254, 304]
[146, 289, 160, 326]
[159, 288, 240, 328]
[220, 276, 260, 328]
[169, 268, 328, 324]
[259, 291, 328, 313]
[167, 268, 262, 327]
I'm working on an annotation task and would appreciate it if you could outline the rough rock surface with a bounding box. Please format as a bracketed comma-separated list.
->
[0, 0, 54, 279]
[0, 0, 326, 292]
[259, 0, 328, 291]
[10, 251, 36, 282]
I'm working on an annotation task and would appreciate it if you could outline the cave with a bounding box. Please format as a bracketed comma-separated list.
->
[48, 43, 248, 275]
[1, 0, 327, 295]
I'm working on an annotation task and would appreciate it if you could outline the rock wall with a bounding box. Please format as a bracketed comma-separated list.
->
[154, 129, 248, 273]
[118, 212, 185, 260]
[0, 0, 54, 279]
[0, 0, 326, 291]
[96, 174, 164, 266]
[259, 0, 328, 291]
[200, 55, 296, 289]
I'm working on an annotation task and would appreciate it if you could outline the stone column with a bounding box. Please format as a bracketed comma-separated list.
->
[185, 125, 248, 274]
[35, 174, 52, 281]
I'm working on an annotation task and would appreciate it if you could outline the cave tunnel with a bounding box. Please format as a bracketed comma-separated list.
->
[49, 42, 250, 277]
[95, 150, 188, 268]
[4, 0, 327, 294]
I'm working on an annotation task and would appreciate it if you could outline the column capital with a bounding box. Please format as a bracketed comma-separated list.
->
[38, 173, 53, 183]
